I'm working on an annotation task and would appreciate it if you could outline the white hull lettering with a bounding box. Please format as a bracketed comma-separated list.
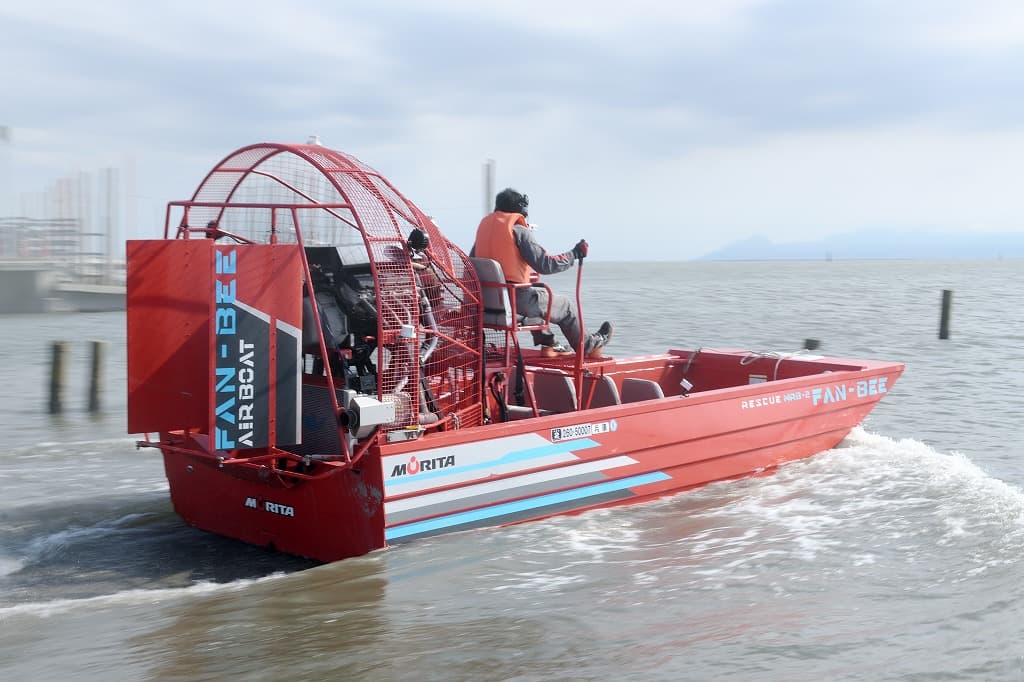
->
[244, 497, 295, 517]
[741, 395, 780, 409]
[390, 454, 456, 478]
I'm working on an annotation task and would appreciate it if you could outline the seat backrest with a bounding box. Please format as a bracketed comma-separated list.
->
[620, 378, 665, 403]
[302, 291, 349, 353]
[470, 257, 513, 328]
[533, 372, 578, 413]
[582, 374, 621, 408]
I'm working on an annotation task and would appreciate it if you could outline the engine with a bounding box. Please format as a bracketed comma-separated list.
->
[302, 246, 379, 394]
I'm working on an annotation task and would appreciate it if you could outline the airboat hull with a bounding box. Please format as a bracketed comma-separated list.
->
[156, 349, 901, 562]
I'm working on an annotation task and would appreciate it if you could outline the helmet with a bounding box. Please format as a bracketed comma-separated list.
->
[407, 227, 430, 252]
[494, 188, 529, 218]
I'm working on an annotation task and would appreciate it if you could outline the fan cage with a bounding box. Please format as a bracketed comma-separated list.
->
[166, 143, 482, 433]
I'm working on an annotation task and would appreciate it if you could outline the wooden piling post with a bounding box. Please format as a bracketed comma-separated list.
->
[48, 341, 67, 414]
[939, 289, 953, 340]
[88, 340, 106, 413]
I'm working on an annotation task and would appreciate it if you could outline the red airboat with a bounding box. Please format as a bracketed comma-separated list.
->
[126, 142, 903, 562]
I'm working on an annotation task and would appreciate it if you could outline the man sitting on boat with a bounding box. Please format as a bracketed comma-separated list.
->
[471, 187, 613, 358]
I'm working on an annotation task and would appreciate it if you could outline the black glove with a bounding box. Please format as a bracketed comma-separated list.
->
[572, 239, 589, 260]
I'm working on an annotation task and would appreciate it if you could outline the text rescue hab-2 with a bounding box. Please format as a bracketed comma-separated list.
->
[741, 377, 889, 410]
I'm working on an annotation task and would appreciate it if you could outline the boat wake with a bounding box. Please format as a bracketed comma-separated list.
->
[690, 427, 1024, 572]
[461, 427, 1024, 596]
[0, 572, 292, 620]
[0, 556, 23, 579]
[6, 427, 1022, 614]
[0, 491, 318, 610]
[818, 427, 1024, 545]
[33, 436, 143, 449]
[687, 427, 1024, 542]
[22, 512, 157, 562]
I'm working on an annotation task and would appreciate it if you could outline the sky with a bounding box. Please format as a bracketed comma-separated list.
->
[2, 0, 1024, 260]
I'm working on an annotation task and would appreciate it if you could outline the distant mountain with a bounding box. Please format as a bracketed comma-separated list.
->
[699, 230, 1024, 260]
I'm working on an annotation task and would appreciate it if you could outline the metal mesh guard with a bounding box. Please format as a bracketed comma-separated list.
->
[178, 143, 483, 432]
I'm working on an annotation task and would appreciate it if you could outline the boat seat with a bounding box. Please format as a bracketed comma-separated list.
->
[533, 372, 578, 413]
[506, 405, 540, 420]
[495, 367, 551, 420]
[470, 257, 552, 332]
[301, 290, 349, 354]
[582, 374, 620, 408]
[621, 378, 665, 403]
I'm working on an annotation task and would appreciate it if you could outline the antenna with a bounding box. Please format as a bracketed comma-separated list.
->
[482, 158, 495, 216]
[0, 126, 10, 217]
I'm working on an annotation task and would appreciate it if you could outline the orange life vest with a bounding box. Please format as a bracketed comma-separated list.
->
[473, 211, 531, 283]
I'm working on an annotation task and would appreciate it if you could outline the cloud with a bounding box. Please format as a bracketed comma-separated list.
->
[916, 0, 1024, 52]
[1, 1, 1023, 257]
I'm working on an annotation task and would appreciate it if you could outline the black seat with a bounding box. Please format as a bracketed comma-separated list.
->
[621, 378, 665, 403]
[470, 257, 553, 333]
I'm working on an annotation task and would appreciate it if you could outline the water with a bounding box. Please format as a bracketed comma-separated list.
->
[2, 259, 1023, 680]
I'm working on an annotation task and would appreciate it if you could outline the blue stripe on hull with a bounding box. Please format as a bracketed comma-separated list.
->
[385, 471, 671, 541]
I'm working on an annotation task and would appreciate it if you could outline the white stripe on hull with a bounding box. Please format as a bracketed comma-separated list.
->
[385, 455, 638, 515]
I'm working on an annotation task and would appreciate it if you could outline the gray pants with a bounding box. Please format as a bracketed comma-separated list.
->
[514, 285, 587, 352]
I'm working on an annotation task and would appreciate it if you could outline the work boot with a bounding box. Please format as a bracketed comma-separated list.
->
[533, 330, 556, 347]
[541, 343, 573, 358]
[585, 322, 614, 358]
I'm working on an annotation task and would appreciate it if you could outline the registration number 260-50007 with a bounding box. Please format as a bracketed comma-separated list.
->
[550, 421, 614, 442]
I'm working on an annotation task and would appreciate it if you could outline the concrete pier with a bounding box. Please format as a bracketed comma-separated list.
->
[0, 262, 124, 313]
[56, 282, 126, 313]
[0, 265, 61, 313]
